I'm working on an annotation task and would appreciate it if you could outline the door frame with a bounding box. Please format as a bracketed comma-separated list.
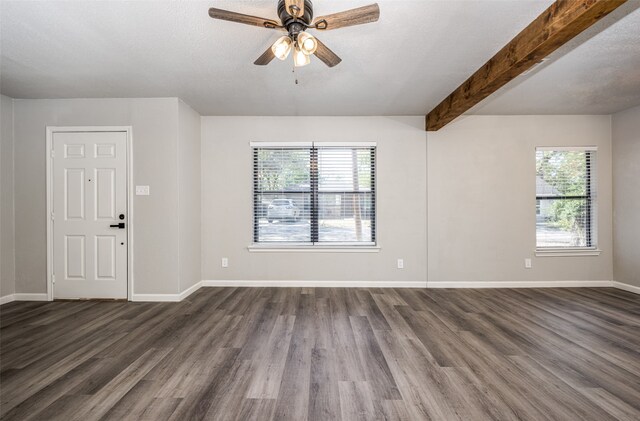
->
[46, 126, 134, 301]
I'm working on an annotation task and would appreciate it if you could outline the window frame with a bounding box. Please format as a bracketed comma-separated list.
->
[534, 146, 600, 256]
[250, 141, 377, 250]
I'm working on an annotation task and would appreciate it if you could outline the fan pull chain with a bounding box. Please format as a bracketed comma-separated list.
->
[292, 64, 299, 85]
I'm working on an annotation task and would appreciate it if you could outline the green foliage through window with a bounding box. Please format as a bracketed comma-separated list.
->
[536, 149, 596, 248]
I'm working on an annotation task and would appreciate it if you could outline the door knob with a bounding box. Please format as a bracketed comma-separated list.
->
[110, 222, 125, 229]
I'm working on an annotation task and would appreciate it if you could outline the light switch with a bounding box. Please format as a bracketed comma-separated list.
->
[525, 258, 532, 269]
[135, 185, 150, 196]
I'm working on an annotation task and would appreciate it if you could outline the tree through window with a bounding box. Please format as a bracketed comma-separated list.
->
[253, 143, 376, 245]
[535, 148, 596, 249]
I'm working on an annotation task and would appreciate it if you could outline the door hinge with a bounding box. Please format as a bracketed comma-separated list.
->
[51, 213, 55, 221]
[51, 150, 55, 158]
[52, 274, 55, 284]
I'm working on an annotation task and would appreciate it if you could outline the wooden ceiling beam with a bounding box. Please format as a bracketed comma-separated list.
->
[425, 0, 628, 131]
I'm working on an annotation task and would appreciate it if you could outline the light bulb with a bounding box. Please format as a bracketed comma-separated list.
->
[271, 36, 293, 61]
[293, 45, 310, 67]
[297, 31, 317, 55]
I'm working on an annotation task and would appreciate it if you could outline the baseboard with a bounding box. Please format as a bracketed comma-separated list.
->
[611, 281, 640, 295]
[179, 281, 203, 300]
[45, 279, 639, 304]
[131, 281, 204, 302]
[131, 280, 425, 302]
[202, 280, 428, 288]
[2, 293, 50, 304]
[130, 293, 182, 302]
[427, 280, 613, 289]
[0, 294, 16, 305]
[13, 293, 49, 301]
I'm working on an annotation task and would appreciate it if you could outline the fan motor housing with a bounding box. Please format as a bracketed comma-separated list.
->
[278, 0, 314, 32]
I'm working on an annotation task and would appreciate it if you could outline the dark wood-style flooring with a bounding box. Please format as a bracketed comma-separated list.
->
[1, 287, 639, 420]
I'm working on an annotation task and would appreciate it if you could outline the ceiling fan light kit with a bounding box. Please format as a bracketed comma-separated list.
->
[208, 0, 380, 68]
[272, 36, 293, 60]
[293, 45, 311, 67]
[297, 31, 318, 55]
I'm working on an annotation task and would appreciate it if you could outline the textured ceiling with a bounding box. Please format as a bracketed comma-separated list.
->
[471, 1, 640, 115]
[1, 0, 638, 116]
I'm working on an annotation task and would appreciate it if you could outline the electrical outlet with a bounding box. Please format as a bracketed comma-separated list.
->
[397, 259, 404, 269]
[525, 258, 532, 269]
[221, 257, 229, 268]
[135, 185, 150, 196]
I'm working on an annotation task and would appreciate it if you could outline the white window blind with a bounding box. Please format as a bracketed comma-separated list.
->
[535, 148, 597, 249]
[253, 143, 376, 245]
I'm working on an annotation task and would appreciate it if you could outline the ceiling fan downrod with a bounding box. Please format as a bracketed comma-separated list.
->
[278, 0, 314, 36]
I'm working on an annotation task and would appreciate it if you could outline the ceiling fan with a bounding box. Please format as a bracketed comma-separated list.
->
[208, 0, 380, 68]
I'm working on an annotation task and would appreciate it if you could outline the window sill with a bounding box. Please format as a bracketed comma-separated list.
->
[248, 244, 380, 253]
[535, 248, 601, 257]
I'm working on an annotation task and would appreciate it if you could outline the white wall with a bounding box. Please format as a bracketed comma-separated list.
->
[12, 98, 182, 295]
[178, 100, 201, 292]
[201, 116, 428, 285]
[1, 95, 16, 298]
[427, 115, 613, 284]
[612, 105, 640, 288]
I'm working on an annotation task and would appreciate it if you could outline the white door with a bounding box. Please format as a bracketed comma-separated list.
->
[52, 131, 128, 299]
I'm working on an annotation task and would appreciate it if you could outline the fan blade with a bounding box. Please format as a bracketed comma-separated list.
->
[254, 45, 276, 66]
[208, 8, 280, 29]
[313, 3, 379, 30]
[285, 0, 304, 18]
[313, 38, 342, 67]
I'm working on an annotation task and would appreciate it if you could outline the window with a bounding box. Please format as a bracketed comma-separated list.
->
[535, 147, 596, 249]
[252, 142, 376, 246]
